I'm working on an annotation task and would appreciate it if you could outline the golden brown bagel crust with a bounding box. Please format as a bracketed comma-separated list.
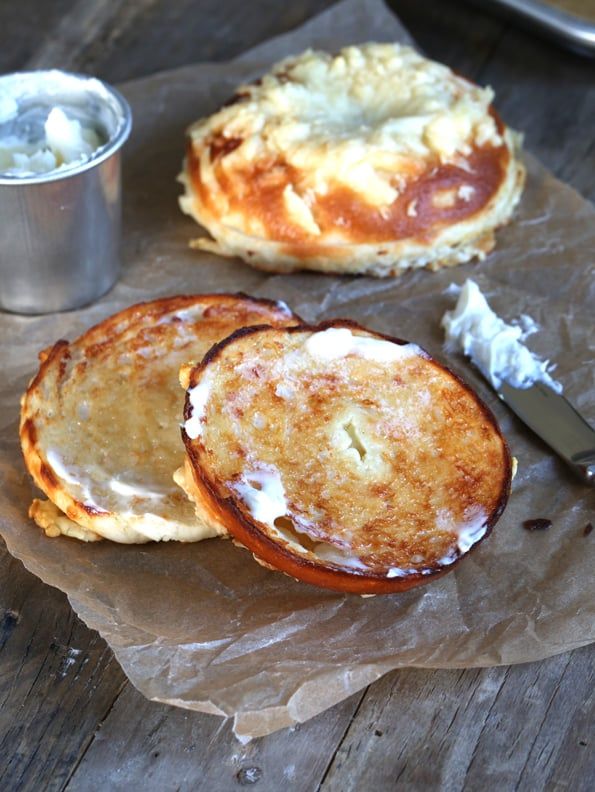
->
[182, 321, 512, 593]
[20, 294, 299, 543]
[180, 44, 525, 276]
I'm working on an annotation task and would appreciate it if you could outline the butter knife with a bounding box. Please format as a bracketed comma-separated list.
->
[498, 381, 595, 485]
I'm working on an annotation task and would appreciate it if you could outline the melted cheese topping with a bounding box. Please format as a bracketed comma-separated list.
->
[188, 43, 502, 214]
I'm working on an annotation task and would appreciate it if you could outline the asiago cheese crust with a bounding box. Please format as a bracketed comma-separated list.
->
[181, 321, 512, 594]
[180, 43, 525, 276]
[20, 294, 298, 543]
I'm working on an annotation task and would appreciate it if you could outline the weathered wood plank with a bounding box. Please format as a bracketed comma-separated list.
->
[540, 650, 595, 791]
[24, 0, 160, 73]
[24, 0, 337, 82]
[0, 540, 127, 792]
[464, 647, 594, 791]
[319, 645, 594, 791]
[97, 0, 339, 83]
[64, 684, 365, 792]
[0, 0, 77, 74]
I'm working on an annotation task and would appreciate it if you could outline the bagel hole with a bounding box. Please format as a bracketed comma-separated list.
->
[247, 479, 263, 491]
[343, 419, 367, 462]
[273, 516, 318, 552]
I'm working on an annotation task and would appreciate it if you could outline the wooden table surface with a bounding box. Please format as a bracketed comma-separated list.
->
[1, 1, 593, 789]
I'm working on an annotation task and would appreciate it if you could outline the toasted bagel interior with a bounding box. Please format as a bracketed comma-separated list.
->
[183, 322, 511, 592]
[20, 294, 297, 543]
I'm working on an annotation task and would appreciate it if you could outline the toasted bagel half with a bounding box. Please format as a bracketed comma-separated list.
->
[181, 321, 511, 593]
[20, 294, 298, 543]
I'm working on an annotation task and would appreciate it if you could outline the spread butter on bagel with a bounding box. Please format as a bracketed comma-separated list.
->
[180, 43, 525, 277]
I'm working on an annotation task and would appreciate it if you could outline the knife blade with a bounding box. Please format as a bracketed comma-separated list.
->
[498, 380, 595, 485]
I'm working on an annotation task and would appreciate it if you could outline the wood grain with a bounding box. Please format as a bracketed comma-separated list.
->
[64, 686, 365, 791]
[1, 0, 594, 789]
[0, 542, 127, 792]
[319, 647, 594, 791]
[22, 0, 338, 82]
[0, 0, 76, 74]
[25, 0, 162, 74]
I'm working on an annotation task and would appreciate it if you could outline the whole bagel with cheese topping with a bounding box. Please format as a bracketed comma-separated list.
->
[180, 43, 525, 277]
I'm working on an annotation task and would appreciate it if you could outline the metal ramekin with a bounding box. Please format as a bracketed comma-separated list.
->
[0, 70, 132, 314]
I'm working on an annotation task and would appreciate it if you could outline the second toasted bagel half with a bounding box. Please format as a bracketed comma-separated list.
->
[181, 321, 511, 593]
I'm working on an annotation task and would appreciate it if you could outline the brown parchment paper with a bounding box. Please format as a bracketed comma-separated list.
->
[1, 0, 594, 741]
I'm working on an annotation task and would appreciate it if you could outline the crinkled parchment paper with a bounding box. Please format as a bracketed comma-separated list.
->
[1, 0, 593, 741]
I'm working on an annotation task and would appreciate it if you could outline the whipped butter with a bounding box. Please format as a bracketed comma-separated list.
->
[305, 327, 421, 363]
[0, 104, 103, 176]
[442, 279, 562, 392]
[184, 378, 212, 439]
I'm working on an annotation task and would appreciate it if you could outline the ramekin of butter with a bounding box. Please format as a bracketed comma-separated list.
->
[0, 70, 131, 314]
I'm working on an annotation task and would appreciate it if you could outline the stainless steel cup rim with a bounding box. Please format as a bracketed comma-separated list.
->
[0, 69, 132, 186]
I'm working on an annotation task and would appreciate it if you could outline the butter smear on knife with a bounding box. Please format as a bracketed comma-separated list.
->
[442, 279, 562, 392]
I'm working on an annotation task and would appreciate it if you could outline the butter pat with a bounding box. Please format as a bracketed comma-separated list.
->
[305, 327, 421, 363]
[442, 279, 562, 392]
